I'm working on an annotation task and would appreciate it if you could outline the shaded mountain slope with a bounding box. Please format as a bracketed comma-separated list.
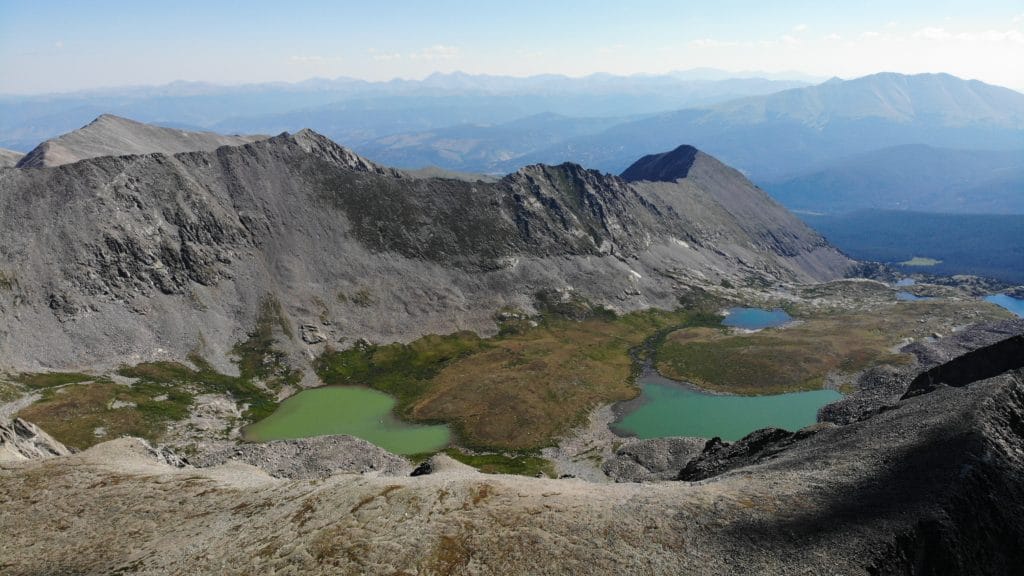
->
[15, 114, 266, 168]
[0, 118, 849, 372]
[764, 145, 1024, 214]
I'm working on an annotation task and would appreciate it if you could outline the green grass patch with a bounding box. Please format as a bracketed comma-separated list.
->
[17, 381, 195, 450]
[14, 372, 98, 389]
[17, 295, 302, 446]
[445, 449, 555, 477]
[315, 331, 489, 414]
[657, 299, 1011, 395]
[315, 298, 724, 451]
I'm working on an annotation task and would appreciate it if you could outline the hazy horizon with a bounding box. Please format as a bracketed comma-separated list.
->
[2, 0, 1022, 94]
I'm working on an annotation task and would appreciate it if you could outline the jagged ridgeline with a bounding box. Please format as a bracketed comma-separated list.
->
[0, 116, 850, 371]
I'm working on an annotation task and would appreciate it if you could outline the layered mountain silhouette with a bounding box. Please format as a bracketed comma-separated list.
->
[0, 117, 849, 371]
[506, 73, 1024, 180]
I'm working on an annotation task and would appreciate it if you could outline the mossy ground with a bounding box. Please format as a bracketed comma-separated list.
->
[656, 299, 1012, 395]
[444, 449, 556, 477]
[14, 297, 300, 450]
[316, 299, 722, 451]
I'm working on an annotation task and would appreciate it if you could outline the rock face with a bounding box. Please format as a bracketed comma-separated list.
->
[903, 333, 1024, 398]
[619, 144, 700, 182]
[14, 114, 265, 168]
[0, 117, 851, 372]
[192, 435, 409, 479]
[0, 418, 71, 462]
[821, 318, 1024, 425]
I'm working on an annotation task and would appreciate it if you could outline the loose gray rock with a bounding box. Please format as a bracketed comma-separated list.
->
[192, 435, 409, 479]
[602, 436, 706, 482]
[0, 417, 71, 462]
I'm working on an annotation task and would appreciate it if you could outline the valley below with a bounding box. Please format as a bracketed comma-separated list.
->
[1, 115, 1023, 575]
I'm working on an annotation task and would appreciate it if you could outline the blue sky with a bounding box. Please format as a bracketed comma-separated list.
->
[2, 0, 1022, 93]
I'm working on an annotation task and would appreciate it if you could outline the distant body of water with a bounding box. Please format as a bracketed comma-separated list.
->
[721, 307, 793, 330]
[985, 294, 1024, 318]
[613, 373, 841, 442]
[896, 291, 931, 301]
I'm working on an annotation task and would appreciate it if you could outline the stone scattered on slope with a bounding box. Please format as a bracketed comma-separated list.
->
[192, 435, 410, 479]
[602, 436, 706, 482]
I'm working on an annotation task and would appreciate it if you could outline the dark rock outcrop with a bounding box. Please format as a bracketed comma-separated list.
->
[619, 144, 700, 182]
[903, 334, 1024, 398]
[676, 426, 825, 481]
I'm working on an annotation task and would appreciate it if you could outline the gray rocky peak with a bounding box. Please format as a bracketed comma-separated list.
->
[619, 144, 700, 182]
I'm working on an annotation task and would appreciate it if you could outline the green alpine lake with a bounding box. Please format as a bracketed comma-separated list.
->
[243, 386, 450, 455]
[612, 373, 843, 441]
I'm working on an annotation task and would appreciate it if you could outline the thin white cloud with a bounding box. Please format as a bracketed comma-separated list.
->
[781, 34, 800, 45]
[372, 52, 402, 61]
[913, 27, 1024, 43]
[793, 24, 808, 32]
[914, 27, 949, 40]
[885, 21, 898, 28]
[289, 55, 343, 63]
[408, 45, 460, 60]
[689, 38, 735, 48]
[597, 43, 627, 54]
[861, 31, 882, 38]
[54, 40, 64, 49]
[823, 33, 842, 41]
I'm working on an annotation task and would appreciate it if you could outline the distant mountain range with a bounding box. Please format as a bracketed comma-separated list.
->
[506, 73, 1024, 180]
[0, 71, 808, 153]
[5, 71, 1022, 217]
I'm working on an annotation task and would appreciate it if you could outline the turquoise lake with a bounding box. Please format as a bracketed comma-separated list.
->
[243, 386, 450, 455]
[721, 307, 793, 330]
[613, 373, 842, 441]
[985, 294, 1024, 317]
[896, 291, 930, 301]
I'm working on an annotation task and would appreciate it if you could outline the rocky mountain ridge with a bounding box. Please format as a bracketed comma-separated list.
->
[14, 114, 266, 168]
[0, 117, 851, 372]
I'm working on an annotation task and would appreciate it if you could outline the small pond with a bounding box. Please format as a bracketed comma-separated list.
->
[612, 372, 842, 442]
[985, 294, 1024, 318]
[896, 291, 931, 301]
[243, 386, 450, 455]
[721, 307, 793, 330]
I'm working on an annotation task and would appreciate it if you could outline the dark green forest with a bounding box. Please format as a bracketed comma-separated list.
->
[804, 210, 1024, 284]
